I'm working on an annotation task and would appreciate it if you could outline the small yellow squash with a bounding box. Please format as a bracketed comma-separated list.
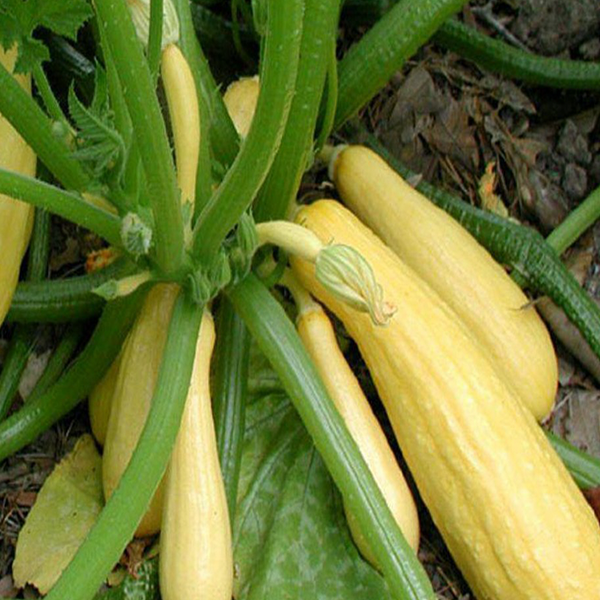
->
[291, 199, 600, 600]
[295, 299, 419, 565]
[159, 310, 232, 600]
[331, 145, 557, 420]
[223, 76, 259, 138]
[102, 284, 178, 536]
[0, 47, 36, 326]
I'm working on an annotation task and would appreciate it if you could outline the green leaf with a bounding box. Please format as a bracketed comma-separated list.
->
[68, 67, 126, 182]
[0, 0, 92, 73]
[93, 559, 160, 600]
[233, 345, 391, 600]
[12, 435, 103, 594]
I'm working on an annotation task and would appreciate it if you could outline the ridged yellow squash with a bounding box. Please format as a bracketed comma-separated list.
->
[159, 310, 232, 600]
[296, 302, 419, 565]
[291, 199, 600, 600]
[102, 284, 178, 536]
[0, 47, 36, 326]
[332, 145, 557, 421]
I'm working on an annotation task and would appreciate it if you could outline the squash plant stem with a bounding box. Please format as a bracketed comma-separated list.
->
[191, 0, 304, 262]
[229, 274, 436, 600]
[0, 289, 147, 462]
[94, 0, 185, 277]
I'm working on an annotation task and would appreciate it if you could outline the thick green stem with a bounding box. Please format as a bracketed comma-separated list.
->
[32, 65, 70, 128]
[148, 0, 164, 81]
[8, 258, 136, 323]
[435, 19, 600, 91]
[547, 432, 600, 489]
[0, 210, 50, 420]
[546, 186, 600, 255]
[229, 274, 435, 600]
[0, 169, 121, 246]
[0, 290, 146, 462]
[191, 0, 304, 261]
[45, 291, 202, 600]
[335, 0, 467, 128]
[172, 0, 216, 212]
[0, 62, 89, 191]
[212, 298, 250, 521]
[254, 0, 340, 222]
[94, 0, 184, 275]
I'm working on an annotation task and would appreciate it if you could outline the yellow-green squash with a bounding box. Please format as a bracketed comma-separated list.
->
[291, 199, 600, 600]
[331, 145, 557, 420]
[159, 310, 232, 600]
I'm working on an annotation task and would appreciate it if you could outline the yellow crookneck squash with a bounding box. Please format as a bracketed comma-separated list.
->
[0, 47, 36, 325]
[331, 145, 557, 421]
[291, 199, 600, 600]
[159, 310, 232, 600]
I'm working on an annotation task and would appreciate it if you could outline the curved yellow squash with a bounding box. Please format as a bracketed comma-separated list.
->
[102, 284, 178, 536]
[332, 145, 557, 421]
[223, 76, 259, 138]
[291, 200, 600, 600]
[0, 47, 36, 325]
[297, 304, 419, 565]
[159, 310, 233, 600]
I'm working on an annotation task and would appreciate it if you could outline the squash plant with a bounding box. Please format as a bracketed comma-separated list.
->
[2, 0, 600, 599]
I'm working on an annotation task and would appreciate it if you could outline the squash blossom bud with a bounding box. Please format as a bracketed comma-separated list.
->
[127, 0, 180, 48]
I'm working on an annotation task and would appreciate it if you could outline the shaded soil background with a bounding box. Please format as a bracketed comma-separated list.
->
[1, 0, 600, 597]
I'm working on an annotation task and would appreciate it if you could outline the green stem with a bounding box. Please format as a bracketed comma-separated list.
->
[0, 169, 121, 246]
[435, 19, 600, 91]
[26, 323, 85, 404]
[94, 0, 184, 275]
[191, 0, 304, 261]
[32, 65, 70, 128]
[335, 0, 467, 129]
[229, 274, 435, 600]
[148, 0, 164, 81]
[315, 44, 339, 155]
[253, 0, 340, 222]
[172, 0, 215, 213]
[45, 291, 202, 600]
[546, 186, 600, 255]
[0, 210, 51, 420]
[0, 290, 146, 463]
[212, 298, 250, 521]
[8, 258, 136, 323]
[174, 0, 240, 172]
[0, 62, 89, 191]
[547, 431, 600, 489]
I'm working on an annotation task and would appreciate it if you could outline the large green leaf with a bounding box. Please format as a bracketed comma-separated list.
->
[232, 346, 391, 600]
[12, 434, 103, 593]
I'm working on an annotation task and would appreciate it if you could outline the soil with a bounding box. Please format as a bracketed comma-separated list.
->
[1, 0, 600, 598]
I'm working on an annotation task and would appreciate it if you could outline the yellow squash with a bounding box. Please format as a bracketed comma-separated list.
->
[159, 310, 232, 600]
[102, 284, 178, 536]
[0, 47, 36, 325]
[296, 300, 419, 565]
[291, 199, 600, 600]
[331, 145, 557, 420]
[223, 76, 259, 138]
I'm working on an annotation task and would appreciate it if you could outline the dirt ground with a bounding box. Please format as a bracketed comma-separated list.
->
[1, 0, 600, 598]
